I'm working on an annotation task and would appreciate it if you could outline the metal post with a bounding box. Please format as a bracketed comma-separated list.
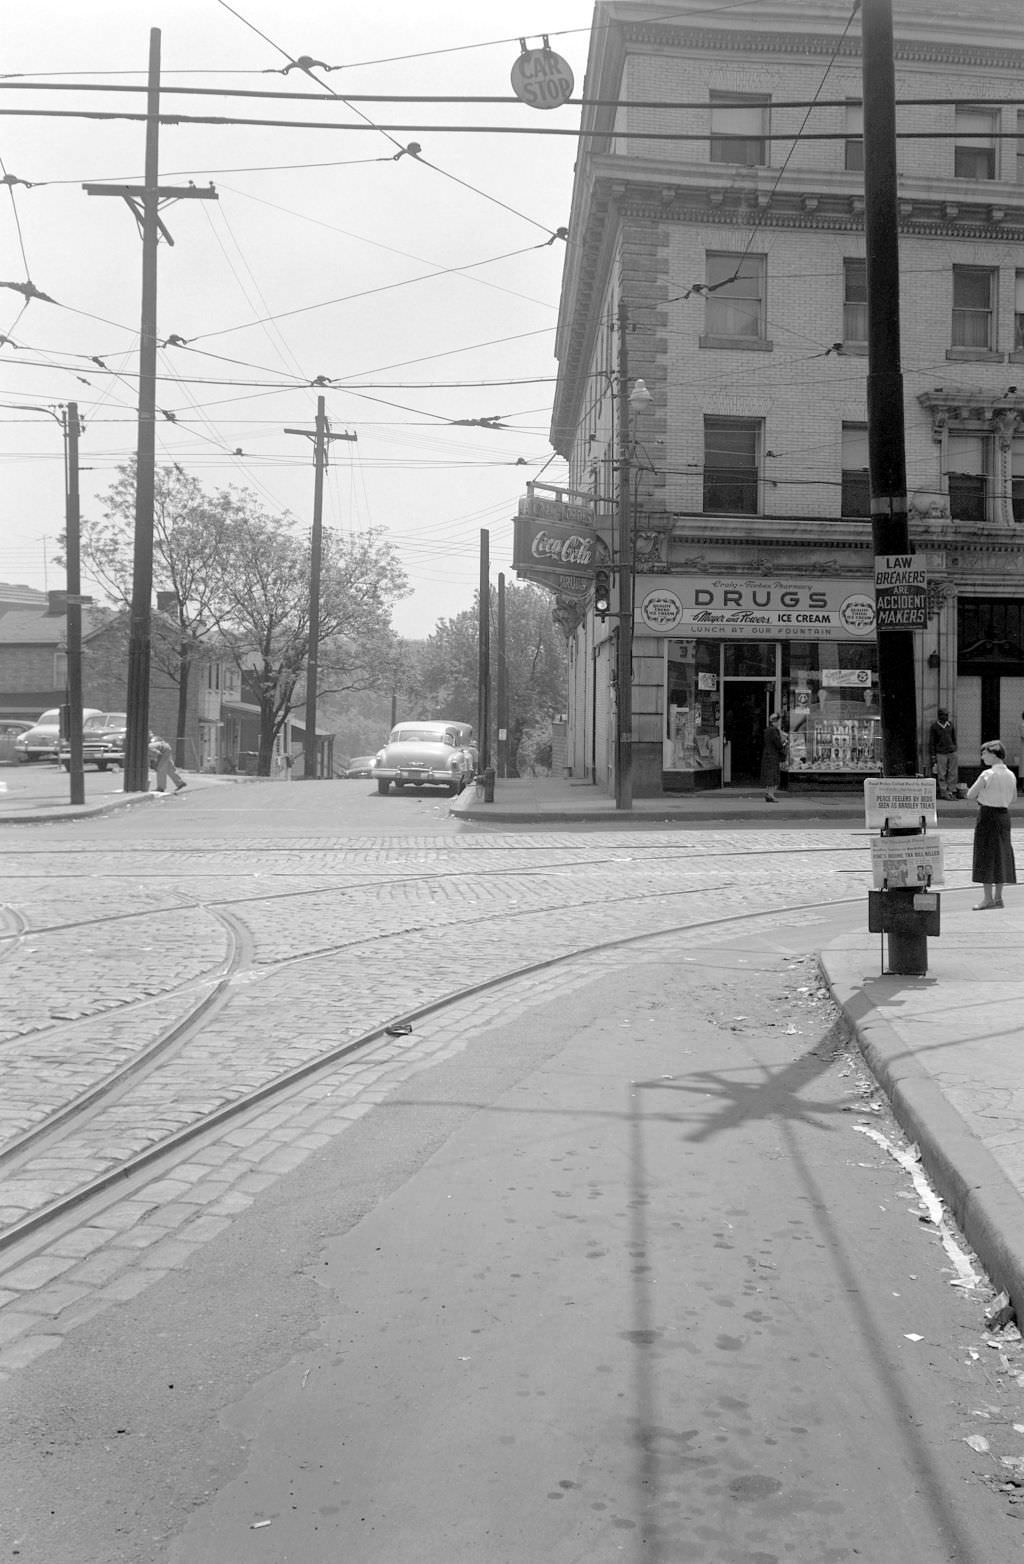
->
[63, 402, 85, 805]
[615, 295, 634, 811]
[497, 572, 508, 778]
[862, 0, 918, 779]
[478, 530, 491, 771]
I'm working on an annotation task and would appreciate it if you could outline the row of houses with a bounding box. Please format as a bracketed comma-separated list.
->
[0, 583, 333, 775]
[534, 0, 1024, 795]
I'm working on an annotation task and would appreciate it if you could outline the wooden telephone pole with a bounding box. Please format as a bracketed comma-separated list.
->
[85, 28, 217, 793]
[285, 398, 357, 778]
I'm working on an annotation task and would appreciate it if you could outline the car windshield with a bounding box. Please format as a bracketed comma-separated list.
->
[394, 728, 450, 745]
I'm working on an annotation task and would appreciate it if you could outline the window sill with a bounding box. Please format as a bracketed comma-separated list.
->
[945, 347, 1005, 362]
[699, 335, 773, 352]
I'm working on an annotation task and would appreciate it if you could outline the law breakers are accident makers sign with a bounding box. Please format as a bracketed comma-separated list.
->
[874, 554, 927, 630]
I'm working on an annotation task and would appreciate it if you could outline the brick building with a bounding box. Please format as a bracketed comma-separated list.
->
[548, 0, 1024, 794]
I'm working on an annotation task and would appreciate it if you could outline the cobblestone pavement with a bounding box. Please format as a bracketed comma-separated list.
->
[0, 824, 979, 1377]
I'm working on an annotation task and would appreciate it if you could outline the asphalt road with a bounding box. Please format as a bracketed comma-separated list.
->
[1, 779, 1018, 1563]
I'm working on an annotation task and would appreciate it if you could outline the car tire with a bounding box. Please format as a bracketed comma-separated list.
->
[377, 779, 390, 795]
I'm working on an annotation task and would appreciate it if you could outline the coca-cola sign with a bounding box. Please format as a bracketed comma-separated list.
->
[513, 515, 597, 583]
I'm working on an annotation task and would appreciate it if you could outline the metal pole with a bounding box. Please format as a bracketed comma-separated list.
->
[63, 402, 85, 805]
[615, 295, 634, 810]
[497, 571, 508, 778]
[478, 530, 490, 771]
[862, 0, 918, 778]
[303, 397, 328, 780]
[123, 28, 161, 794]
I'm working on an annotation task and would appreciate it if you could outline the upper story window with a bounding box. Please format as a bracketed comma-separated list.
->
[1015, 271, 1024, 352]
[709, 92, 769, 167]
[955, 106, 997, 180]
[1017, 111, 1024, 186]
[844, 101, 864, 172]
[946, 432, 988, 521]
[843, 258, 867, 345]
[1013, 440, 1024, 523]
[703, 417, 761, 515]
[952, 265, 997, 351]
[702, 252, 767, 345]
[841, 423, 871, 517]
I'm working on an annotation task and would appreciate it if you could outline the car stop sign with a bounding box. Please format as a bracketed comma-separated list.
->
[510, 48, 574, 110]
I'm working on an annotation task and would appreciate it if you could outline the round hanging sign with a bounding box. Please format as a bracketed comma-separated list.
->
[510, 49, 574, 110]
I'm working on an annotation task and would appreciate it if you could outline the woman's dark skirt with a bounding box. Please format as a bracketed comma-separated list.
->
[972, 805, 1017, 884]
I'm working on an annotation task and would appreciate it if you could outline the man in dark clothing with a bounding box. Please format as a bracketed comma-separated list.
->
[929, 708, 957, 799]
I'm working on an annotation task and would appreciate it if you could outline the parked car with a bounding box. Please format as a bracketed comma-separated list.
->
[373, 720, 476, 796]
[0, 719, 33, 765]
[14, 707, 102, 763]
[57, 711, 128, 771]
[341, 755, 377, 779]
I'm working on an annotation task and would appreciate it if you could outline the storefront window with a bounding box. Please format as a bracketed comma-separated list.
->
[784, 642, 880, 773]
[666, 639, 721, 771]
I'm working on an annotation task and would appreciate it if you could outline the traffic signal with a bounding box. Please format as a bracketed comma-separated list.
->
[594, 568, 611, 621]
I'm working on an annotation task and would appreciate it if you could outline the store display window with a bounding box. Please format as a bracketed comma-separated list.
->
[666, 639, 721, 772]
[784, 642, 880, 774]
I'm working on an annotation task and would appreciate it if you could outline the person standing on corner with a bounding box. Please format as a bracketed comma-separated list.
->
[968, 740, 1016, 909]
[761, 712, 786, 803]
[928, 707, 958, 800]
[150, 733, 187, 794]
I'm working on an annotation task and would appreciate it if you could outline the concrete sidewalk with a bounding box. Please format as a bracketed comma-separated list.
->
[0, 767, 253, 823]
[451, 771, 978, 826]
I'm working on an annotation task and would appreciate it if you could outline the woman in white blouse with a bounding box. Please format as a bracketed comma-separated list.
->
[967, 740, 1017, 909]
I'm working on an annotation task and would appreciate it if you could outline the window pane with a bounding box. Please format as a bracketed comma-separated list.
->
[952, 268, 994, 348]
[949, 474, 986, 521]
[955, 146, 995, 179]
[842, 472, 871, 517]
[704, 417, 760, 514]
[710, 93, 767, 166]
[706, 255, 765, 337]
[842, 424, 869, 467]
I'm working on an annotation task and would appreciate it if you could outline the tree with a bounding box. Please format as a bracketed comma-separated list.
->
[415, 582, 567, 774]
[77, 465, 409, 775]
[79, 463, 238, 765]
[212, 493, 408, 773]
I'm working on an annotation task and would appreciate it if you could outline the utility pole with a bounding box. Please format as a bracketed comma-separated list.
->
[496, 571, 508, 778]
[615, 296, 635, 811]
[862, 0, 918, 776]
[478, 530, 491, 771]
[285, 396, 356, 779]
[85, 28, 217, 794]
[62, 402, 85, 806]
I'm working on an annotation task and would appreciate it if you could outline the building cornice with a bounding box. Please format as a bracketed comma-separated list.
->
[621, 20, 1024, 73]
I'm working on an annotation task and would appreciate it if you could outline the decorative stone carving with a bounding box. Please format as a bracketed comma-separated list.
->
[909, 491, 951, 521]
[552, 596, 583, 639]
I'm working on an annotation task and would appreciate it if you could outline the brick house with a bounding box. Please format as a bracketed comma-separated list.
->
[546, 0, 1024, 794]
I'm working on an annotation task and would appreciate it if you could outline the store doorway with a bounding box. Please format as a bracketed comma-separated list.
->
[723, 680, 774, 784]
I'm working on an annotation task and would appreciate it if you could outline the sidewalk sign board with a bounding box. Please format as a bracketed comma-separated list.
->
[864, 777, 937, 829]
[869, 836, 944, 889]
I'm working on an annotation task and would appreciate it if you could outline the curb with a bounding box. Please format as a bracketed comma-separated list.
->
[821, 952, 1024, 1320]
[0, 791, 158, 825]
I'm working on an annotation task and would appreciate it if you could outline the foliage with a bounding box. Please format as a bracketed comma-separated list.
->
[77, 464, 409, 774]
[413, 582, 567, 775]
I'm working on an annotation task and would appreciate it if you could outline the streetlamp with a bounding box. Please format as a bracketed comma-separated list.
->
[614, 370, 653, 810]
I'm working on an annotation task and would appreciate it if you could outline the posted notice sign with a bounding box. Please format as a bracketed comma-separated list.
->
[870, 836, 945, 890]
[864, 777, 937, 828]
[875, 554, 927, 629]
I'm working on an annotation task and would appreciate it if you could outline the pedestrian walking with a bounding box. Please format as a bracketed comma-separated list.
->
[968, 740, 1016, 909]
[1017, 710, 1024, 795]
[928, 708, 958, 799]
[761, 712, 786, 803]
[150, 734, 187, 794]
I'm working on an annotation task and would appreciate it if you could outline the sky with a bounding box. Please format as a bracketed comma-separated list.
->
[0, 0, 599, 639]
